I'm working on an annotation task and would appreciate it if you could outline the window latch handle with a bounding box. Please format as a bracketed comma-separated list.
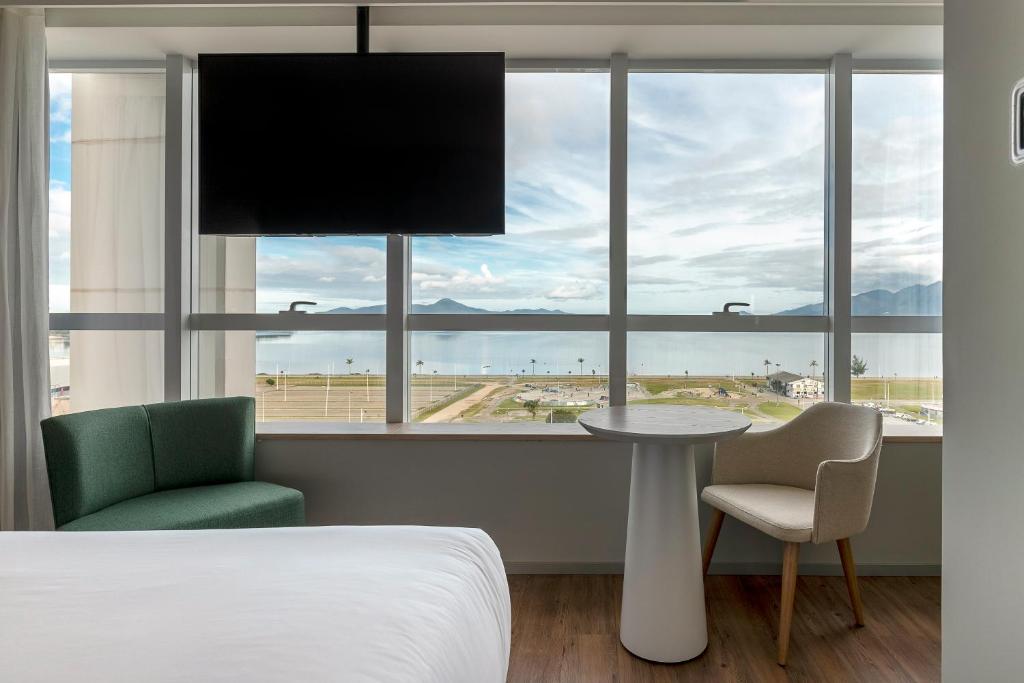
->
[713, 302, 750, 316]
[280, 301, 317, 314]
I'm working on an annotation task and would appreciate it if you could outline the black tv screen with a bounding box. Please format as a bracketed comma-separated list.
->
[198, 52, 505, 235]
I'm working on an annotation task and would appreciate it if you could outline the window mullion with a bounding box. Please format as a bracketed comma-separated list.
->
[386, 234, 410, 423]
[164, 54, 194, 402]
[609, 53, 628, 406]
[826, 53, 853, 403]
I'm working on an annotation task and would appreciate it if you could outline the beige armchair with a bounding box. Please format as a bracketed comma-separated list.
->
[699, 402, 883, 666]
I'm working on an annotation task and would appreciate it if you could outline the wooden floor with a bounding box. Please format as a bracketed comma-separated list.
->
[508, 575, 940, 682]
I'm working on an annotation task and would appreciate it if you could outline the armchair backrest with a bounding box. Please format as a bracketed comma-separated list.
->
[713, 402, 883, 490]
[41, 397, 255, 527]
[147, 397, 255, 490]
[41, 405, 156, 528]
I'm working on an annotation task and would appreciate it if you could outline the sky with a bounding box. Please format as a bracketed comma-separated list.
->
[48, 73, 72, 312]
[48, 71, 943, 316]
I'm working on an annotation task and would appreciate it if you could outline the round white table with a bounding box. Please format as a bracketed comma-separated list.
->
[578, 405, 751, 663]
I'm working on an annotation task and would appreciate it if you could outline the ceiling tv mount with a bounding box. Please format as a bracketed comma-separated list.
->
[357, 6, 370, 54]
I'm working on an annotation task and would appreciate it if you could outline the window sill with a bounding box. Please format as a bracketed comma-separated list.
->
[256, 422, 599, 441]
[256, 421, 941, 444]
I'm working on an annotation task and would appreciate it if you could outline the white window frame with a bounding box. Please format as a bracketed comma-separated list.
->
[48, 55, 943, 432]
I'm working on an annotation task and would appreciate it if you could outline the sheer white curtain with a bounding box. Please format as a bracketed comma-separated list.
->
[0, 8, 53, 530]
[68, 73, 165, 412]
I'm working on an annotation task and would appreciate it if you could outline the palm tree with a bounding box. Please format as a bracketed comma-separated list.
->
[430, 369, 438, 401]
[346, 357, 354, 374]
[416, 359, 424, 374]
[685, 369, 689, 383]
[809, 359, 819, 380]
[763, 358, 771, 380]
[577, 357, 585, 377]
[774, 362, 782, 404]
[530, 358, 537, 376]
[365, 368, 371, 401]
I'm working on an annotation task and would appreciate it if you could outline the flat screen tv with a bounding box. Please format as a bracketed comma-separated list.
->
[198, 52, 505, 235]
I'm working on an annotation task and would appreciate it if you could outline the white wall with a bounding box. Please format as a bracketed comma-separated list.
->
[944, 1, 1024, 679]
[256, 438, 940, 575]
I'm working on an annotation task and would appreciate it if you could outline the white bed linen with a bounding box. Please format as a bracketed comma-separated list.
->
[0, 525, 510, 682]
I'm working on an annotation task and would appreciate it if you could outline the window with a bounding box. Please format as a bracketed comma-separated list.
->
[852, 74, 942, 313]
[409, 332, 608, 423]
[627, 333, 825, 428]
[49, 73, 165, 314]
[628, 73, 826, 315]
[197, 331, 386, 423]
[48, 71, 167, 414]
[199, 235, 387, 314]
[851, 73, 943, 434]
[851, 333, 942, 435]
[403, 70, 611, 423]
[411, 72, 610, 314]
[51, 58, 942, 437]
[49, 330, 164, 415]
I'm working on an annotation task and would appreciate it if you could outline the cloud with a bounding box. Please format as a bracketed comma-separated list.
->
[253, 239, 388, 310]
[630, 254, 676, 267]
[546, 281, 601, 300]
[680, 243, 824, 294]
[414, 263, 507, 293]
[49, 73, 72, 125]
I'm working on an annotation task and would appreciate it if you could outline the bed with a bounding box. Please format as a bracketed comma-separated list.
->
[0, 525, 511, 682]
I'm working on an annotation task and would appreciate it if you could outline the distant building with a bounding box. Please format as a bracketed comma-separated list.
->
[768, 371, 824, 398]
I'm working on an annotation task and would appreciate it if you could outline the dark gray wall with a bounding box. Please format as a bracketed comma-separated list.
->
[256, 438, 940, 575]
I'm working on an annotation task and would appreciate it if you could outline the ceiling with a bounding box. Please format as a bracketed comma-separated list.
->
[41, 3, 943, 62]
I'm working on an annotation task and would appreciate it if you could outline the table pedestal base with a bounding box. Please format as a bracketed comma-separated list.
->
[620, 442, 707, 663]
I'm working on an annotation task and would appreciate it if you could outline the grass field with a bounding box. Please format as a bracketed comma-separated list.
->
[851, 378, 943, 402]
[757, 402, 803, 421]
[636, 377, 751, 396]
[245, 373, 942, 427]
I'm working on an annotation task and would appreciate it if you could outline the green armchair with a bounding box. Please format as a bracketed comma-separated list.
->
[40, 397, 304, 531]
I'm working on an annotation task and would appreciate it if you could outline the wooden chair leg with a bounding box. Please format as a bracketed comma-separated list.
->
[702, 509, 726, 577]
[778, 541, 800, 666]
[837, 538, 866, 626]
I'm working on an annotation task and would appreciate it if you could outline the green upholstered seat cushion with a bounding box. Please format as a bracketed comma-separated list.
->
[145, 396, 255, 491]
[40, 406, 156, 528]
[58, 481, 305, 531]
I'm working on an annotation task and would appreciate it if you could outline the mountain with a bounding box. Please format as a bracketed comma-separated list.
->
[326, 298, 568, 315]
[776, 282, 942, 316]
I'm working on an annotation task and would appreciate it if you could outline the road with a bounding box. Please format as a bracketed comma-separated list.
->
[421, 383, 500, 423]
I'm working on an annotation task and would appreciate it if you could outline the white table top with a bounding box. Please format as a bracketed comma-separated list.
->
[578, 405, 751, 445]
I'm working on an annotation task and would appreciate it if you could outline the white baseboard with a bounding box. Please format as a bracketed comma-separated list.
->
[504, 561, 941, 576]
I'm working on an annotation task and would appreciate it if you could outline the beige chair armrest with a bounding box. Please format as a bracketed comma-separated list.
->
[811, 441, 882, 544]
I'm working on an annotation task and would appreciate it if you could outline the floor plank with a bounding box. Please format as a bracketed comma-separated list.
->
[507, 575, 940, 682]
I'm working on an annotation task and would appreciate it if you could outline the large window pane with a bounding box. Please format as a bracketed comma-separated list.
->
[852, 333, 942, 435]
[197, 331, 386, 422]
[198, 235, 387, 313]
[48, 72, 166, 313]
[852, 74, 942, 314]
[628, 73, 826, 315]
[411, 72, 610, 314]
[627, 333, 825, 429]
[49, 330, 164, 415]
[410, 332, 608, 422]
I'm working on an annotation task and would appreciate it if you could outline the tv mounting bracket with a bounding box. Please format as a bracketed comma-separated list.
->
[357, 6, 370, 54]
